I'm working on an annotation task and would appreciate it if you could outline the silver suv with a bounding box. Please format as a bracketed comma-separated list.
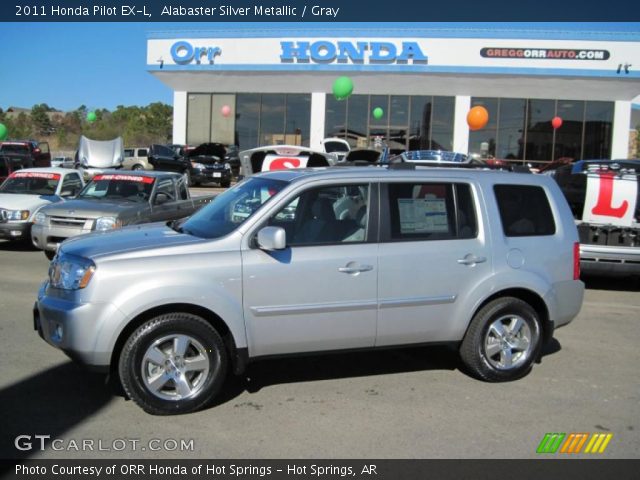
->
[34, 167, 584, 415]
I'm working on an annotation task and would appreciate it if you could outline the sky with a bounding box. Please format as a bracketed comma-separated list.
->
[1, 22, 639, 112]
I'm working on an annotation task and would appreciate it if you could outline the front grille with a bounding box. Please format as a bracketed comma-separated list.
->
[50, 216, 91, 228]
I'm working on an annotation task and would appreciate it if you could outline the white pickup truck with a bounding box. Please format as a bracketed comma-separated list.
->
[0, 168, 84, 243]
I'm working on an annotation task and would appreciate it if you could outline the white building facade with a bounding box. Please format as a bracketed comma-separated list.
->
[147, 24, 640, 163]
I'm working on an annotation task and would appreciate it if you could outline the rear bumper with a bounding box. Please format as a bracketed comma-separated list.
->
[580, 244, 640, 276]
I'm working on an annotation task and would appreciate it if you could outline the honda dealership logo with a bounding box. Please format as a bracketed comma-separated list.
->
[280, 40, 428, 64]
[481, 47, 610, 60]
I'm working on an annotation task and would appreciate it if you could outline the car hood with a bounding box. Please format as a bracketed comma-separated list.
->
[0, 193, 60, 210]
[41, 198, 142, 218]
[60, 223, 202, 259]
[77, 136, 124, 168]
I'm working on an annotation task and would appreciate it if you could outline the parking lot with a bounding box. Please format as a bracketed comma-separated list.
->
[0, 233, 639, 460]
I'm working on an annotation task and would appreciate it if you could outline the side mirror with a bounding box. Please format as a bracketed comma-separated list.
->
[60, 189, 75, 198]
[154, 193, 169, 205]
[257, 226, 286, 251]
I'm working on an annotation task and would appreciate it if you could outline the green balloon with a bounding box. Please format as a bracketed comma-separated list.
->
[332, 76, 354, 100]
[372, 107, 384, 120]
[86, 111, 97, 123]
[0, 123, 7, 141]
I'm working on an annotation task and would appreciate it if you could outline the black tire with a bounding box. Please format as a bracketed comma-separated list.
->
[118, 313, 228, 415]
[132, 164, 144, 171]
[460, 297, 542, 382]
[45, 250, 56, 261]
[220, 180, 231, 188]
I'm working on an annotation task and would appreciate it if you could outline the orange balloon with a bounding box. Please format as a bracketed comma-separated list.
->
[467, 106, 489, 131]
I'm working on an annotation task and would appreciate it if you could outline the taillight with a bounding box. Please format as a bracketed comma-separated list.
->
[573, 242, 580, 280]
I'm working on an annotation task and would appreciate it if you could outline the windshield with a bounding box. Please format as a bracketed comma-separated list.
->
[180, 177, 288, 239]
[324, 141, 350, 153]
[0, 172, 60, 195]
[78, 174, 155, 201]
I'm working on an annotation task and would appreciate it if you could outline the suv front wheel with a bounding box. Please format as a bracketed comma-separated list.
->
[460, 297, 542, 382]
[118, 313, 228, 415]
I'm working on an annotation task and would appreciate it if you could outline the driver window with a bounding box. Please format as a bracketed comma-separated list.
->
[268, 184, 370, 246]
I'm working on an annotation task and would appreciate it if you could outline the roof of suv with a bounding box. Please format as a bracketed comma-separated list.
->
[257, 166, 539, 184]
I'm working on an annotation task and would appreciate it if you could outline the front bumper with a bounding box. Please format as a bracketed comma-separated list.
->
[31, 223, 90, 252]
[34, 282, 125, 370]
[580, 244, 640, 276]
[0, 221, 31, 240]
[193, 168, 232, 185]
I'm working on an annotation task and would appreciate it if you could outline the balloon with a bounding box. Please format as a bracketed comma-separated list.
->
[86, 111, 97, 123]
[467, 106, 489, 131]
[551, 116, 563, 129]
[332, 76, 354, 100]
[372, 107, 384, 120]
[0, 123, 7, 141]
[221, 105, 232, 117]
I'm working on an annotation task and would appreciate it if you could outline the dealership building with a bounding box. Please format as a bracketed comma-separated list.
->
[146, 24, 640, 162]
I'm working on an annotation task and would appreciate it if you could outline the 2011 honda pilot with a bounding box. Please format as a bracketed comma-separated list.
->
[34, 167, 584, 415]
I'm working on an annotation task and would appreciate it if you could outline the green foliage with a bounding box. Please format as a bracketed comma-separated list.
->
[0, 103, 173, 149]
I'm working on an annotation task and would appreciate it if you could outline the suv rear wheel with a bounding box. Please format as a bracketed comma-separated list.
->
[460, 297, 542, 382]
[118, 313, 227, 415]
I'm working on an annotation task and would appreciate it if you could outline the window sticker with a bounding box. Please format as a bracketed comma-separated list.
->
[398, 198, 448, 234]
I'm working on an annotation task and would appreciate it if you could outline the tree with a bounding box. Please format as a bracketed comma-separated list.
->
[31, 104, 53, 135]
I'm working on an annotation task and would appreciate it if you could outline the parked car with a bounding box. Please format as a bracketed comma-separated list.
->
[31, 171, 213, 259]
[51, 156, 74, 169]
[122, 147, 151, 171]
[147, 144, 192, 182]
[0, 168, 84, 243]
[321, 137, 351, 162]
[239, 145, 334, 178]
[0, 140, 51, 168]
[34, 166, 583, 415]
[75, 136, 125, 180]
[551, 159, 640, 277]
[185, 143, 233, 188]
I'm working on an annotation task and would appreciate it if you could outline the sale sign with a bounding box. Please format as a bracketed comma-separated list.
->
[582, 171, 638, 227]
[261, 154, 309, 172]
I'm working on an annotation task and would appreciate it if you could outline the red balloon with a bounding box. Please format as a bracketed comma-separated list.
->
[551, 116, 563, 129]
[467, 106, 489, 131]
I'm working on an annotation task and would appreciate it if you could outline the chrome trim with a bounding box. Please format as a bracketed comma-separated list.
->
[250, 300, 378, 317]
[378, 295, 457, 309]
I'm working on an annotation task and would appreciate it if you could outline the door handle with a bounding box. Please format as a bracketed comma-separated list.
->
[457, 255, 487, 266]
[338, 264, 374, 274]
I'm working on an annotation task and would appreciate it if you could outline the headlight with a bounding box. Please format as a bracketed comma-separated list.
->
[94, 216, 121, 231]
[49, 254, 96, 290]
[191, 162, 205, 169]
[6, 210, 30, 221]
[33, 212, 47, 225]
[224, 162, 231, 170]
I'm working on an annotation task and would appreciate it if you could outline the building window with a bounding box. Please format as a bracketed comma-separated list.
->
[186, 94, 212, 145]
[469, 97, 613, 163]
[326, 94, 454, 152]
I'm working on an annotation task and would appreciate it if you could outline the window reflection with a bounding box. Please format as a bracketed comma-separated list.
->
[326, 94, 455, 152]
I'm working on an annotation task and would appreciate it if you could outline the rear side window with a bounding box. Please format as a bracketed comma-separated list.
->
[494, 184, 556, 237]
[385, 182, 477, 241]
